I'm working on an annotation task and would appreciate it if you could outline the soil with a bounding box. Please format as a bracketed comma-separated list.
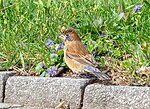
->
[1, 66, 149, 86]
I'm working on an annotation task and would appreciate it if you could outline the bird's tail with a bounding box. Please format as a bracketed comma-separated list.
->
[84, 65, 110, 80]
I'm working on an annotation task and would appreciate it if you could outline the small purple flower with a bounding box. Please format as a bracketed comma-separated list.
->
[46, 39, 55, 47]
[98, 33, 106, 38]
[57, 42, 65, 51]
[42, 65, 47, 70]
[134, 4, 144, 12]
[109, 50, 114, 55]
[48, 66, 57, 76]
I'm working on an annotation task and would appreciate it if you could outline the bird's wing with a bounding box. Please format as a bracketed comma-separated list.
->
[65, 41, 97, 66]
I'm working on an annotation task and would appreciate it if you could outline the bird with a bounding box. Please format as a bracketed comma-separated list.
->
[59, 29, 110, 80]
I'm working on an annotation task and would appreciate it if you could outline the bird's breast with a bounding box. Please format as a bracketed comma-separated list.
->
[64, 47, 83, 73]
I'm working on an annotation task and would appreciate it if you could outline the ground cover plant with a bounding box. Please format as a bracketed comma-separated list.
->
[0, 0, 150, 85]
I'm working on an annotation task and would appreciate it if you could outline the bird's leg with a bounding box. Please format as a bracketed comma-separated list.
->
[79, 73, 88, 78]
[79, 72, 94, 78]
[71, 71, 80, 78]
[73, 71, 78, 74]
[101, 68, 110, 74]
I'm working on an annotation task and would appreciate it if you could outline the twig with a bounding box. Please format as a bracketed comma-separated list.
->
[55, 101, 65, 109]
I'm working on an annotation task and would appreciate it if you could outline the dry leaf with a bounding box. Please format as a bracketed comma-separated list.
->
[137, 66, 150, 75]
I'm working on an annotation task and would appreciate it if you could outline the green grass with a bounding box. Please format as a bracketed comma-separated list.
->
[0, 0, 150, 85]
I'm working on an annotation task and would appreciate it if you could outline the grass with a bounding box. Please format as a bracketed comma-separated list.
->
[0, 0, 150, 85]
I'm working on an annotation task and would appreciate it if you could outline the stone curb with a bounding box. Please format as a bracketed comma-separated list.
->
[83, 84, 150, 109]
[0, 103, 53, 109]
[4, 75, 92, 109]
[0, 72, 150, 109]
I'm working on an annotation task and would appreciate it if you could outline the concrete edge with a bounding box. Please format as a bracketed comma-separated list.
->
[0, 71, 16, 102]
[4, 74, 94, 108]
[82, 83, 150, 109]
[0, 71, 149, 109]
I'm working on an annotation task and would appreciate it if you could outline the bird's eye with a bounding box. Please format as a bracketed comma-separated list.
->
[65, 34, 72, 41]
[66, 34, 69, 37]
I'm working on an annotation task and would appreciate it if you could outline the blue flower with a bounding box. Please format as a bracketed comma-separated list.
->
[57, 42, 65, 51]
[46, 39, 55, 47]
[98, 33, 106, 38]
[48, 66, 57, 76]
[109, 50, 114, 55]
[134, 4, 144, 12]
[42, 65, 47, 70]
[104, 46, 113, 55]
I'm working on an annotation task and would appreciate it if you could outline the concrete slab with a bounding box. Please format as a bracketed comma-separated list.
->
[5, 76, 91, 109]
[83, 84, 150, 109]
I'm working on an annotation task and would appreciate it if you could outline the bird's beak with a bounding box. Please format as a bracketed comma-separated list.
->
[59, 34, 66, 40]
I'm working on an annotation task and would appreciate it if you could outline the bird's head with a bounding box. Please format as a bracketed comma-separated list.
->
[60, 29, 81, 42]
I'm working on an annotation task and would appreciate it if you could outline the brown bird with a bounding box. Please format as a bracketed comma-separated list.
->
[60, 29, 110, 80]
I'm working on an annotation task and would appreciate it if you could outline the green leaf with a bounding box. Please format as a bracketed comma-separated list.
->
[50, 53, 58, 63]
[57, 50, 64, 56]
[143, 0, 150, 7]
[35, 62, 44, 73]
[38, 0, 44, 6]
[60, 62, 67, 67]
[40, 71, 47, 77]
[47, 0, 51, 8]
[0, 65, 4, 70]
[0, 52, 7, 58]
[20, 52, 25, 70]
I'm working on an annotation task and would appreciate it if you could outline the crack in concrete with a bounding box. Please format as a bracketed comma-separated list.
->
[2, 74, 8, 103]
[2, 73, 15, 103]
[79, 79, 111, 109]
[79, 79, 96, 109]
